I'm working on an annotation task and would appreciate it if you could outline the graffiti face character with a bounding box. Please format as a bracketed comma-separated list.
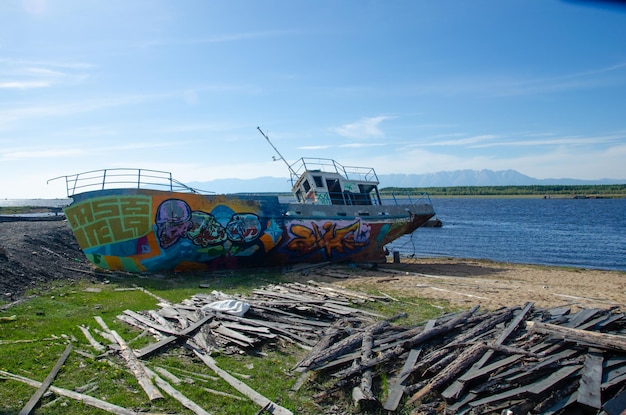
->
[187, 212, 227, 247]
[226, 214, 261, 243]
[156, 199, 193, 248]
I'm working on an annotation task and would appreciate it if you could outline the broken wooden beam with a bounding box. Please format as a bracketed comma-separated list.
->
[134, 313, 213, 359]
[18, 343, 73, 415]
[0, 369, 140, 415]
[526, 320, 626, 352]
[192, 348, 294, 415]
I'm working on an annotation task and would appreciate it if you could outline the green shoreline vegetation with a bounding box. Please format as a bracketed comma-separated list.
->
[380, 184, 626, 198]
[0, 273, 449, 414]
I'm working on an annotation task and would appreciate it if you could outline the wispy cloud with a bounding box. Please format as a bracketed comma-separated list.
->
[0, 81, 51, 89]
[339, 143, 386, 148]
[0, 93, 171, 126]
[0, 58, 94, 90]
[0, 58, 95, 70]
[2, 148, 85, 161]
[471, 132, 626, 149]
[409, 131, 626, 150]
[332, 116, 393, 139]
[491, 61, 626, 97]
[1, 141, 178, 161]
[299, 145, 332, 150]
[417, 134, 501, 147]
[139, 30, 297, 48]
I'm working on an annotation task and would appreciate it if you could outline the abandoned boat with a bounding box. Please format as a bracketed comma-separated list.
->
[50, 135, 434, 273]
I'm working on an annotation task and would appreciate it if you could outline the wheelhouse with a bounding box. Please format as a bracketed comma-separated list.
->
[289, 158, 383, 206]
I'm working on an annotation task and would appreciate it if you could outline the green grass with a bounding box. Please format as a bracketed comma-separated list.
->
[0, 272, 454, 415]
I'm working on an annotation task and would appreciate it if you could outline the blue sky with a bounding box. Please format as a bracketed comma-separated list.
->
[2, 0, 626, 198]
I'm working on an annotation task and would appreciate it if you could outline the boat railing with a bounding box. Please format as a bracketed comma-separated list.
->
[386, 191, 433, 206]
[289, 158, 379, 184]
[48, 168, 210, 197]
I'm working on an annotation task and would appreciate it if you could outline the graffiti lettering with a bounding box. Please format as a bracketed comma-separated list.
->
[285, 219, 370, 259]
[65, 196, 152, 248]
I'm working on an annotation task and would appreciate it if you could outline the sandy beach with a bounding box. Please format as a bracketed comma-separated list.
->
[338, 257, 626, 311]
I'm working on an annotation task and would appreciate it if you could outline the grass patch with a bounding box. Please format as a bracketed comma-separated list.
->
[0, 271, 455, 414]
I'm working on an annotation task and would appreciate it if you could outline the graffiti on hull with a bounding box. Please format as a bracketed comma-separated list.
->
[156, 199, 262, 249]
[284, 219, 370, 260]
[67, 195, 284, 272]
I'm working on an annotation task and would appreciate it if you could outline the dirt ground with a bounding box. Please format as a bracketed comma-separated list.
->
[1, 220, 624, 311]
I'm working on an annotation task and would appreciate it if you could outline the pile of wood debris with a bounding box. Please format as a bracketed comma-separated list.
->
[109, 281, 626, 415]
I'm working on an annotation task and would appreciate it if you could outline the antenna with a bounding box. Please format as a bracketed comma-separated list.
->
[257, 126, 297, 177]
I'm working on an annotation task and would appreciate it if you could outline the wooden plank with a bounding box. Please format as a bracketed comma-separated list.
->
[597, 312, 626, 329]
[407, 342, 486, 404]
[602, 364, 626, 389]
[577, 348, 603, 409]
[135, 313, 213, 359]
[110, 330, 163, 401]
[468, 364, 582, 408]
[603, 388, 626, 415]
[212, 324, 257, 346]
[78, 325, 106, 352]
[563, 308, 603, 328]
[383, 319, 436, 411]
[442, 302, 534, 400]
[144, 367, 211, 415]
[122, 309, 181, 335]
[19, 344, 73, 415]
[0, 369, 139, 415]
[293, 319, 349, 371]
[192, 349, 294, 415]
[333, 305, 480, 387]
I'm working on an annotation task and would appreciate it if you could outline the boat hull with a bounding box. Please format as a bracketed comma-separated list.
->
[64, 189, 434, 273]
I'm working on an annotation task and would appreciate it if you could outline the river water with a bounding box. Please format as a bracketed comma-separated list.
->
[388, 197, 626, 272]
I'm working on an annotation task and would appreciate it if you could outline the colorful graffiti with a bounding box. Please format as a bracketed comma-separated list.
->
[63, 190, 430, 272]
[155, 199, 262, 249]
[64, 193, 285, 272]
[64, 195, 153, 249]
[284, 219, 370, 259]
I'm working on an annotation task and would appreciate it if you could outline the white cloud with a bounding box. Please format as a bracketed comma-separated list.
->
[339, 143, 386, 148]
[333, 116, 393, 139]
[2, 148, 85, 161]
[299, 145, 332, 150]
[0, 81, 50, 89]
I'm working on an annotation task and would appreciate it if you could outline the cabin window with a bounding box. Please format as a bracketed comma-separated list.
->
[359, 184, 375, 194]
[313, 175, 324, 188]
[302, 179, 311, 192]
[295, 189, 303, 203]
[326, 179, 344, 205]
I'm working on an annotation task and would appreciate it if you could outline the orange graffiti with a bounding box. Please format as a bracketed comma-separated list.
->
[286, 220, 368, 258]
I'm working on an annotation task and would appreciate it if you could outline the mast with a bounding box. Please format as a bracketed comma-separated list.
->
[257, 126, 297, 178]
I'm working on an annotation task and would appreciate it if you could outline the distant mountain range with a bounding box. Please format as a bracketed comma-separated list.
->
[187, 169, 625, 194]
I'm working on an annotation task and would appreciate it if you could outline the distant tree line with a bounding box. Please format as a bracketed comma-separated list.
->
[379, 184, 626, 197]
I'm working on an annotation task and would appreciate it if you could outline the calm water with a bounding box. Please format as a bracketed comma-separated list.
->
[388, 197, 626, 272]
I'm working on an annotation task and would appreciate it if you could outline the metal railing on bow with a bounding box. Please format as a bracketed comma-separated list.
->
[48, 168, 210, 197]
